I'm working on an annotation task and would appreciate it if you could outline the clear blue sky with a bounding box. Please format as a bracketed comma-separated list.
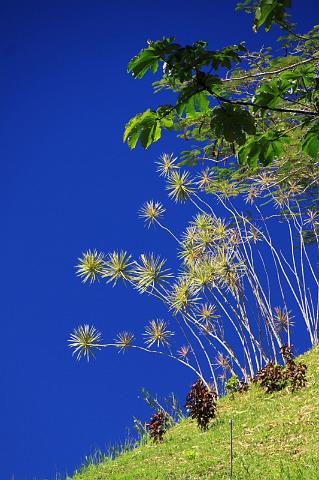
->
[1, 1, 318, 479]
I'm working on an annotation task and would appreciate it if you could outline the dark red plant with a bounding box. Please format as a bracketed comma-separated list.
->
[185, 379, 217, 430]
[256, 345, 307, 394]
[146, 411, 169, 442]
[280, 345, 307, 392]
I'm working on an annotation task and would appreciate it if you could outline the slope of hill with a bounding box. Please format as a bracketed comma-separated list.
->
[70, 347, 319, 479]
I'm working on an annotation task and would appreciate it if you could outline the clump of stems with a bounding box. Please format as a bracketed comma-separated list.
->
[70, 152, 319, 394]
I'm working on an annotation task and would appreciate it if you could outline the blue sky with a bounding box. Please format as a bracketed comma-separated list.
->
[1, 1, 318, 479]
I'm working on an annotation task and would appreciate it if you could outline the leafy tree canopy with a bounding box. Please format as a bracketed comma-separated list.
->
[123, 1, 319, 203]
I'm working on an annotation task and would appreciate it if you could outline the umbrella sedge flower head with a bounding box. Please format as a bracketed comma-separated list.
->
[139, 200, 165, 228]
[191, 213, 215, 232]
[166, 170, 194, 203]
[198, 303, 218, 323]
[132, 253, 172, 293]
[305, 209, 318, 227]
[156, 153, 179, 177]
[102, 251, 133, 286]
[196, 168, 213, 191]
[143, 319, 174, 348]
[68, 324, 102, 361]
[177, 345, 190, 359]
[76, 250, 105, 284]
[187, 257, 216, 293]
[115, 331, 135, 353]
[168, 278, 199, 314]
[274, 306, 294, 333]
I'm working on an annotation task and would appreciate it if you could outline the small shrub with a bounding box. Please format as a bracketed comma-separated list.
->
[255, 362, 287, 393]
[225, 375, 248, 396]
[280, 345, 307, 392]
[280, 344, 294, 364]
[286, 360, 307, 392]
[225, 375, 239, 396]
[185, 379, 217, 430]
[256, 345, 307, 394]
[146, 411, 169, 442]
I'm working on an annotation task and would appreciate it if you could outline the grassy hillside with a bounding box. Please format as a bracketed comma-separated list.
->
[70, 347, 319, 479]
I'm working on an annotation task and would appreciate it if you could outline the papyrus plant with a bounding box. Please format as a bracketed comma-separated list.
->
[69, 154, 319, 396]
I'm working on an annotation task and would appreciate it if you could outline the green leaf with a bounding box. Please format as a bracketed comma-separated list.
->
[128, 38, 179, 79]
[127, 128, 141, 150]
[280, 65, 317, 89]
[238, 140, 261, 170]
[140, 121, 161, 149]
[211, 105, 256, 145]
[123, 109, 161, 149]
[253, 0, 291, 32]
[156, 105, 175, 129]
[176, 82, 201, 116]
[179, 150, 201, 167]
[301, 122, 319, 159]
[238, 131, 290, 169]
[128, 50, 159, 79]
[254, 78, 290, 110]
[194, 92, 210, 113]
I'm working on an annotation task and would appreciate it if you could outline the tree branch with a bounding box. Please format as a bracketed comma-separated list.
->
[222, 56, 318, 83]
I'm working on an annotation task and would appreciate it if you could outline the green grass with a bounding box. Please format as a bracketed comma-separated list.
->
[70, 347, 319, 479]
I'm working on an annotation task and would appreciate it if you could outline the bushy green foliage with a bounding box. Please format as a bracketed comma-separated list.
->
[225, 375, 249, 396]
[123, 3, 319, 204]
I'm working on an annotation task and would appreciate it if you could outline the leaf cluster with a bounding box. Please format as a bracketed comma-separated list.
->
[254, 345, 307, 393]
[124, 4, 319, 201]
[225, 375, 249, 396]
[236, 0, 291, 32]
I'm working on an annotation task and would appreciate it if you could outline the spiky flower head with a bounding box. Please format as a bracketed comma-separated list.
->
[186, 257, 217, 293]
[143, 319, 174, 348]
[229, 229, 241, 246]
[245, 187, 259, 205]
[216, 352, 231, 372]
[305, 209, 318, 227]
[287, 181, 302, 196]
[166, 170, 194, 203]
[197, 303, 218, 323]
[257, 172, 273, 189]
[177, 345, 190, 359]
[213, 248, 245, 292]
[115, 331, 135, 353]
[211, 218, 228, 242]
[272, 190, 290, 209]
[216, 181, 238, 199]
[132, 253, 172, 293]
[196, 168, 213, 191]
[195, 228, 214, 250]
[182, 226, 198, 244]
[191, 213, 215, 232]
[247, 225, 261, 243]
[274, 307, 294, 333]
[139, 200, 165, 228]
[68, 324, 102, 361]
[102, 251, 133, 286]
[191, 214, 228, 243]
[178, 241, 204, 267]
[168, 278, 199, 314]
[156, 153, 179, 177]
[76, 250, 105, 284]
